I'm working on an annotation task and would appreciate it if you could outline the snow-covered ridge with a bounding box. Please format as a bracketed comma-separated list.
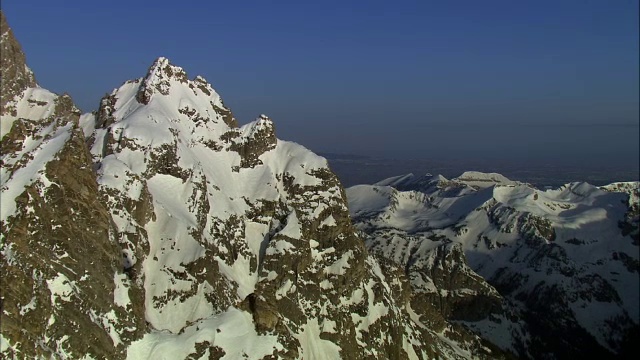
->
[373, 171, 521, 196]
[454, 171, 517, 187]
[0, 87, 58, 138]
[133, 57, 225, 112]
[0, 83, 81, 225]
[239, 114, 274, 142]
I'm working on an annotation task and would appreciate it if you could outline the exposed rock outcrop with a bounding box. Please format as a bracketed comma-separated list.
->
[0, 11, 36, 113]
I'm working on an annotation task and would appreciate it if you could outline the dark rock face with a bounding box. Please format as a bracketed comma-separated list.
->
[365, 229, 515, 359]
[0, 11, 36, 113]
[416, 243, 503, 323]
[0, 19, 145, 354]
[136, 57, 187, 104]
[1, 124, 142, 359]
[219, 115, 277, 169]
[604, 182, 640, 245]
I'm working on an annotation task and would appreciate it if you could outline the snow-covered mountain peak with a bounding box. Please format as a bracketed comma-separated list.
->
[136, 56, 187, 102]
[109, 56, 238, 127]
[238, 115, 276, 146]
[89, 57, 243, 159]
[64, 54, 456, 358]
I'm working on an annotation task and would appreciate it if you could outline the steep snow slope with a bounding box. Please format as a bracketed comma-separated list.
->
[348, 173, 640, 359]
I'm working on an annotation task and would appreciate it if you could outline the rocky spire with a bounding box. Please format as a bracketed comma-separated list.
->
[135, 57, 188, 104]
[0, 11, 36, 112]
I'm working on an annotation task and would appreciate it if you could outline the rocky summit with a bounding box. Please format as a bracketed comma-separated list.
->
[1, 10, 638, 360]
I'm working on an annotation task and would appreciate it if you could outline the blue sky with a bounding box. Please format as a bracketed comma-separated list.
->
[3, 0, 639, 162]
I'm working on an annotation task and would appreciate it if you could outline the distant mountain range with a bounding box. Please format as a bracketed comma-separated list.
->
[323, 156, 639, 189]
[347, 172, 639, 358]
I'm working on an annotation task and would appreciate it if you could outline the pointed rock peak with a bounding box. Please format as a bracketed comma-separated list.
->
[1, 10, 37, 111]
[230, 114, 277, 168]
[145, 57, 185, 78]
[254, 114, 275, 128]
[146, 56, 188, 82]
[563, 181, 601, 197]
[97, 56, 237, 131]
[1, 10, 8, 35]
[243, 114, 275, 138]
[136, 56, 188, 104]
[133, 57, 231, 118]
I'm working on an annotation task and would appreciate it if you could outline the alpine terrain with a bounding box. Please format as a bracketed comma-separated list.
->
[1, 10, 638, 360]
[347, 172, 639, 359]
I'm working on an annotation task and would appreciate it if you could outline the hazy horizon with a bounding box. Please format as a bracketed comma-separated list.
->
[295, 121, 640, 166]
[3, 0, 638, 167]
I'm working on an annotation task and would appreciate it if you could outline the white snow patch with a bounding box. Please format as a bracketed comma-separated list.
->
[46, 273, 76, 306]
[324, 250, 353, 275]
[406, 303, 426, 329]
[0, 87, 58, 138]
[351, 279, 389, 335]
[245, 221, 269, 261]
[266, 239, 295, 256]
[216, 255, 257, 299]
[114, 273, 131, 309]
[127, 307, 280, 360]
[320, 280, 334, 290]
[78, 112, 96, 138]
[275, 279, 295, 300]
[322, 319, 337, 333]
[278, 211, 302, 239]
[320, 214, 336, 227]
[1, 333, 15, 353]
[103, 310, 122, 347]
[295, 317, 341, 360]
[340, 287, 365, 306]
[19, 296, 37, 316]
[403, 335, 420, 360]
